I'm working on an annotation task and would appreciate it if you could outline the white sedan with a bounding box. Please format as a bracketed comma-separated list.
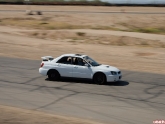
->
[39, 54, 122, 84]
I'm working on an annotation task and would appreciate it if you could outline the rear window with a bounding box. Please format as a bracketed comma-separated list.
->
[56, 56, 72, 64]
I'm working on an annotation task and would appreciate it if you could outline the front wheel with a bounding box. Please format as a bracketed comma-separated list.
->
[48, 70, 60, 81]
[93, 73, 106, 85]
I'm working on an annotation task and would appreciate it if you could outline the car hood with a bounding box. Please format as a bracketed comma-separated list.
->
[93, 64, 120, 72]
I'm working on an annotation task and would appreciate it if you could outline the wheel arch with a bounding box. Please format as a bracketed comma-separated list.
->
[93, 71, 107, 82]
[47, 69, 60, 76]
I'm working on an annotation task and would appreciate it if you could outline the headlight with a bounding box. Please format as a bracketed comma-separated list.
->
[111, 71, 117, 75]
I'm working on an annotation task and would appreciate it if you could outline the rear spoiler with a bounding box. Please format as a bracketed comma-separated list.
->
[41, 56, 54, 61]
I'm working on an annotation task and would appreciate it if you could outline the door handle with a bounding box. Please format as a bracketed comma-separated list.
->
[74, 66, 78, 68]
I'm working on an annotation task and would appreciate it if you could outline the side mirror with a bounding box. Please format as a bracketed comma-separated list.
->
[85, 63, 90, 67]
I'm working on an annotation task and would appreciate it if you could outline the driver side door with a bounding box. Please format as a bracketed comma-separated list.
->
[72, 57, 92, 79]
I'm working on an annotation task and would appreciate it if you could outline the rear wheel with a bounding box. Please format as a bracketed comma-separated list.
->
[93, 73, 106, 85]
[48, 70, 60, 81]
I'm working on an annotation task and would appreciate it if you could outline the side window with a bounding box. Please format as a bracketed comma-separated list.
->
[73, 57, 86, 66]
[57, 57, 72, 64]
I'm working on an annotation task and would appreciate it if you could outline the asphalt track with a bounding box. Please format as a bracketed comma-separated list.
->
[0, 10, 165, 14]
[0, 57, 165, 124]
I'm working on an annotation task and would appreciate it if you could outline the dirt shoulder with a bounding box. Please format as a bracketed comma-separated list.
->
[0, 6, 165, 35]
[0, 105, 102, 124]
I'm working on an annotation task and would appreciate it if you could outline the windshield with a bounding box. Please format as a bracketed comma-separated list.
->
[83, 56, 100, 66]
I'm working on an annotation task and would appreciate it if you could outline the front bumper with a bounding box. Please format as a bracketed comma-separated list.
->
[106, 74, 122, 82]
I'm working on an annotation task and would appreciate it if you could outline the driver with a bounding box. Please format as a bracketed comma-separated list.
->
[77, 58, 85, 66]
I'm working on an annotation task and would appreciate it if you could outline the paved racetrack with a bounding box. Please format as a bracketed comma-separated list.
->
[0, 57, 165, 124]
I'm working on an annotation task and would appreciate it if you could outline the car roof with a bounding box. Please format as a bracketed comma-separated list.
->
[60, 54, 87, 58]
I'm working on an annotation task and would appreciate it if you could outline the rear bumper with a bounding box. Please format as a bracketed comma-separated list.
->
[39, 68, 48, 76]
[106, 74, 122, 82]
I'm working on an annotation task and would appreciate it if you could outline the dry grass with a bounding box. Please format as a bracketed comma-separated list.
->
[0, 5, 165, 34]
[0, 18, 89, 30]
[25, 31, 165, 48]
[119, 22, 165, 34]
[0, 17, 165, 34]
[135, 52, 156, 56]
[131, 27, 165, 34]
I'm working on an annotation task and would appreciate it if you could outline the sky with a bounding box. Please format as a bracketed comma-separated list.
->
[100, 0, 165, 4]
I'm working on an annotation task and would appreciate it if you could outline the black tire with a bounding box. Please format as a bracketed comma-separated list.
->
[48, 70, 60, 81]
[93, 73, 106, 85]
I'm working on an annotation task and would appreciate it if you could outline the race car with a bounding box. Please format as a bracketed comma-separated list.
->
[39, 54, 122, 84]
